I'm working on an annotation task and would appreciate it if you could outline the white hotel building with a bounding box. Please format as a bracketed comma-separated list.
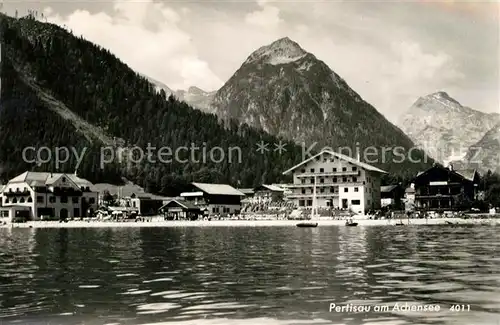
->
[1, 172, 99, 221]
[283, 150, 386, 214]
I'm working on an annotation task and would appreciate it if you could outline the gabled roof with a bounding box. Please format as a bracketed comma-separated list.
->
[381, 185, 398, 193]
[8, 172, 95, 190]
[415, 165, 478, 183]
[192, 182, 245, 196]
[282, 150, 387, 175]
[160, 199, 200, 210]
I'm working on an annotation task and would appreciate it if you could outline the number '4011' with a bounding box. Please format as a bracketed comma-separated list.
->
[450, 304, 470, 312]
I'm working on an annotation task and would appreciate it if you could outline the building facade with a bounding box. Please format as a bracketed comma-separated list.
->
[380, 184, 404, 209]
[1, 172, 99, 221]
[413, 165, 479, 211]
[252, 184, 285, 204]
[181, 182, 244, 216]
[159, 199, 202, 220]
[283, 150, 386, 214]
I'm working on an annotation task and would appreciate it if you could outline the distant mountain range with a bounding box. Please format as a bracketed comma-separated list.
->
[135, 38, 500, 177]
[398, 91, 499, 171]
[175, 86, 216, 113]
[142, 77, 216, 113]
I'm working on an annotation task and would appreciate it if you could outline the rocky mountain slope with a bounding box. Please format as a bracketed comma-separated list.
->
[398, 92, 500, 165]
[455, 123, 500, 174]
[210, 37, 431, 176]
[175, 86, 216, 112]
[0, 13, 303, 193]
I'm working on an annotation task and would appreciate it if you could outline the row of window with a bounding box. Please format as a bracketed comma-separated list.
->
[301, 166, 358, 173]
[300, 187, 360, 194]
[4, 196, 95, 204]
[212, 207, 239, 214]
[298, 199, 361, 206]
[7, 185, 91, 193]
[301, 176, 359, 184]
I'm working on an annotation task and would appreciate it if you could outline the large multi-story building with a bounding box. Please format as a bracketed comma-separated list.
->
[1, 172, 99, 221]
[283, 150, 387, 214]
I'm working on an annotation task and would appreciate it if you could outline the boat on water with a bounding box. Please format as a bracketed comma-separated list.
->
[296, 222, 318, 228]
[345, 217, 358, 226]
[296, 176, 319, 228]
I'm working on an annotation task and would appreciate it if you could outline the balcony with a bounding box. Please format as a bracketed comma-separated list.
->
[288, 182, 364, 188]
[297, 171, 359, 178]
[4, 189, 30, 197]
[287, 193, 339, 199]
[415, 194, 453, 199]
[52, 188, 83, 196]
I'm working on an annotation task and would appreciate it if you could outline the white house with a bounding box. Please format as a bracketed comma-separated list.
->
[1, 172, 99, 221]
[282, 150, 387, 214]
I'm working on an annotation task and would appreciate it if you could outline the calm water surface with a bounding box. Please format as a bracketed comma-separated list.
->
[0, 226, 499, 325]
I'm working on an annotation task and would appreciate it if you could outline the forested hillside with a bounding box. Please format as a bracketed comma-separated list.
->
[0, 13, 302, 194]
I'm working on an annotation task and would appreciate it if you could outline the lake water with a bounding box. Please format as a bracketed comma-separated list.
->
[0, 225, 499, 325]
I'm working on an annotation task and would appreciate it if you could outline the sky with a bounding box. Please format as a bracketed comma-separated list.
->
[2, 0, 499, 122]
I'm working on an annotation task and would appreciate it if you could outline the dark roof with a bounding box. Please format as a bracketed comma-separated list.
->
[415, 165, 478, 183]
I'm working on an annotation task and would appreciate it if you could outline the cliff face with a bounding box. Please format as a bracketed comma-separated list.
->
[398, 91, 500, 165]
[457, 123, 500, 174]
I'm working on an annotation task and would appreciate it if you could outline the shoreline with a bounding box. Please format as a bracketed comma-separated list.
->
[2, 217, 499, 228]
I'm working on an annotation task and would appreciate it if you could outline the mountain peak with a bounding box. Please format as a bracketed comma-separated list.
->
[269, 36, 301, 48]
[428, 91, 461, 105]
[188, 86, 206, 95]
[244, 37, 308, 65]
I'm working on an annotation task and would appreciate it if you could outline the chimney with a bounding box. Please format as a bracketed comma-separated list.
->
[448, 163, 453, 171]
[356, 151, 360, 162]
